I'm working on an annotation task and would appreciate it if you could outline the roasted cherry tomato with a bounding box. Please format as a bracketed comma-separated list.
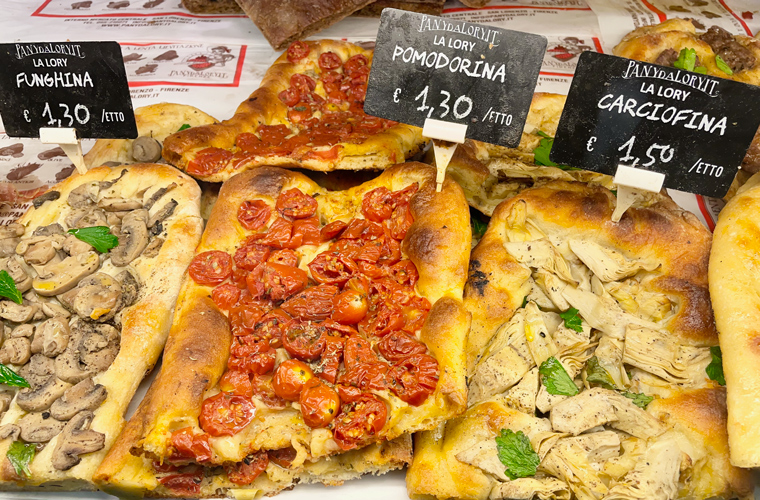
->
[343, 54, 369, 77]
[290, 74, 317, 95]
[189, 251, 232, 286]
[377, 331, 427, 363]
[340, 336, 389, 391]
[280, 284, 339, 321]
[229, 340, 276, 375]
[357, 261, 387, 279]
[267, 248, 298, 267]
[340, 218, 383, 241]
[269, 447, 297, 468]
[362, 187, 395, 222]
[308, 253, 359, 286]
[260, 263, 309, 301]
[332, 385, 387, 450]
[276, 188, 318, 219]
[258, 124, 291, 146]
[187, 147, 232, 176]
[234, 241, 271, 270]
[278, 87, 301, 107]
[401, 297, 430, 334]
[252, 309, 291, 346]
[212, 283, 241, 311]
[389, 353, 439, 406]
[345, 275, 370, 295]
[288, 216, 321, 247]
[362, 302, 404, 337]
[329, 238, 362, 260]
[332, 289, 368, 324]
[287, 40, 310, 62]
[199, 392, 256, 437]
[251, 373, 288, 408]
[299, 378, 340, 428]
[354, 240, 383, 263]
[378, 234, 401, 264]
[219, 369, 253, 397]
[229, 301, 266, 337]
[317, 334, 345, 384]
[158, 470, 203, 496]
[320, 220, 348, 241]
[238, 200, 272, 231]
[385, 201, 414, 240]
[281, 319, 327, 361]
[288, 103, 314, 124]
[225, 451, 269, 485]
[272, 359, 314, 401]
[389, 260, 419, 287]
[253, 217, 293, 248]
[170, 427, 212, 463]
[318, 51, 342, 70]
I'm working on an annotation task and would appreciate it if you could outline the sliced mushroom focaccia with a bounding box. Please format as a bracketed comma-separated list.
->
[0, 164, 203, 490]
[407, 181, 753, 500]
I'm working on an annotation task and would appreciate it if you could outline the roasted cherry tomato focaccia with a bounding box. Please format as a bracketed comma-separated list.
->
[95, 162, 471, 497]
[0, 164, 202, 490]
[162, 40, 426, 183]
[408, 180, 752, 500]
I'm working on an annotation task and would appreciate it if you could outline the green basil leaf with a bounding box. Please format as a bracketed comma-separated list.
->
[0, 364, 30, 388]
[470, 207, 489, 240]
[0, 270, 22, 304]
[559, 307, 583, 332]
[622, 391, 654, 409]
[67, 226, 119, 253]
[495, 429, 540, 480]
[715, 55, 734, 75]
[178, 123, 191, 131]
[521, 296, 529, 308]
[585, 356, 617, 390]
[539, 356, 579, 396]
[7, 441, 36, 478]
[673, 48, 697, 72]
[706, 346, 725, 386]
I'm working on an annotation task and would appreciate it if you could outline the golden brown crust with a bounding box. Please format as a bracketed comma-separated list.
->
[709, 172, 760, 467]
[84, 103, 218, 169]
[0, 164, 203, 488]
[162, 40, 425, 183]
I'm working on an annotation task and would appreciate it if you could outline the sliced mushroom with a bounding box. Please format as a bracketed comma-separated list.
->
[51, 410, 105, 471]
[32, 224, 64, 237]
[32, 191, 61, 209]
[97, 197, 142, 212]
[60, 273, 122, 322]
[17, 412, 65, 443]
[97, 169, 127, 192]
[33, 251, 100, 296]
[31, 317, 70, 358]
[105, 211, 129, 227]
[67, 182, 100, 209]
[55, 319, 119, 383]
[131, 136, 162, 162]
[0, 238, 20, 259]
[74, 208, 108, 229]
[109, 210, 149, 267]
[0, 224, 25, 240]
[49, 378, 107, 421]
[19, 354, 55, 388]
[10, 324, 34, 338]
[41, 301, 71, 319]
[16, 377, 71, 412]
[117, 271, 139, 308]
[6, 256, 32, 293]
[0, 425, 20, 440]
[0, 301, 38, 323]
[142, 237, 164, 258]
[22, 239, 58, 266]
[0, 337, 31, 365]
[148, 200, 177, 236]
[62, 234, 92, 256]
[143, 183, 176, 211]
[0, 391, 13, 415]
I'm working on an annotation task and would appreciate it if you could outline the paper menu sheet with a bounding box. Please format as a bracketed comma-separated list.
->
[1, 0, 755, 230]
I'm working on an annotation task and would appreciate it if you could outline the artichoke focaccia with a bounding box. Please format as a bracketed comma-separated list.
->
[709, 171, 760, 467]
[613, 18, 760, 175]
[162, 40, 426, 183]
[95, 163, 471, 497]
[0, 164, 203, 489]
[443, 93, 612, 216]
[408, 181, 753, 500]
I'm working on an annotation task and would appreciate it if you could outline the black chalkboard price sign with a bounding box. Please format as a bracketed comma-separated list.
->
[550, 51, 760, 198]
[365, 8, 547, 148]
[0, 41, 137, 139]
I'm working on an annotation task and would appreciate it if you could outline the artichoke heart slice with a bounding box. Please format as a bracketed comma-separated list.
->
[568, 239, 659, 282]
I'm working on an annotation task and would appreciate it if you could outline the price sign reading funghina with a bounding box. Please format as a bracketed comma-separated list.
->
[365, 8, 547, 148]
[0, 41, 137, 140]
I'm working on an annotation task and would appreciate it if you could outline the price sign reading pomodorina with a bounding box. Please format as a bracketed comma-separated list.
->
[0, 41, 137, 139]
[550, 51, 760, 198]
[365, 8, 547, 147]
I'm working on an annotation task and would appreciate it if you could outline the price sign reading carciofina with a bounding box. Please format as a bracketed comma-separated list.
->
[0, 41, 137, 139]
[365, 8, 547, 148]
[550, 51, 760, 198]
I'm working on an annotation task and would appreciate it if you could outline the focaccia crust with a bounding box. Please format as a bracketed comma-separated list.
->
[162, 40, 425, 182]
[0, 164, 203, 490]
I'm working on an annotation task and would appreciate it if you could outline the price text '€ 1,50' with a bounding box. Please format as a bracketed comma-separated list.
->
[396, 84, 513, 126]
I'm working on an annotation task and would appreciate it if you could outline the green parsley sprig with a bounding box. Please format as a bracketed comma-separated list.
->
[495, 429, 540, 480]
[706, 346, 725, 385]
[539, 356, 579, 396]
[67, 226, 119, 253]
[559, 307, 583, 333]
[7, 441, 36, 478]
[0, 270, 22, 304]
